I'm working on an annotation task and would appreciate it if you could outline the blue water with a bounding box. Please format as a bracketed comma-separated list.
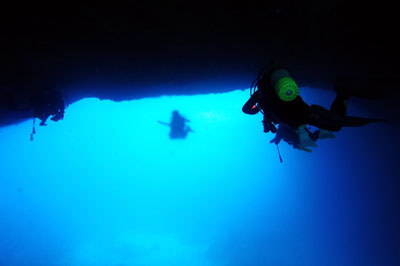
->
[0, 88, 399, 266]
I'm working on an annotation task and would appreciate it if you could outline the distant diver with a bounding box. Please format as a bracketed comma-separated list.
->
[158, 110, 193, 139]
[242, 62, 383, 158]
[32, 88, 65, 126]
[29, 88, 65, 141]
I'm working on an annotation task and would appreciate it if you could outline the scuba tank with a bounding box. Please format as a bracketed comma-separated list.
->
[270, 68, 299, 102]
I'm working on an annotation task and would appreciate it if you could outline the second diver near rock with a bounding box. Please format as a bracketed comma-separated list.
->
[32, 88, 65, 126]
[242, 63, 383, 152]
[29, 88, 65, 141]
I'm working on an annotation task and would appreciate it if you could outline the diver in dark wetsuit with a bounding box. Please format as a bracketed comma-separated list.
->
[242, 64, 383, 151]
[159, 110, 193, 139]
[32, 88, 65, 126]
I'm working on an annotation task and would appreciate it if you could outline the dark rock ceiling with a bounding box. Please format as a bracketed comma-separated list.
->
[0, 0, 398, 126]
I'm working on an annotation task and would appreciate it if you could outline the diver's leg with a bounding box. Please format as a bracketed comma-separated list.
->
[307, 105, 343, 132]
[330, 92, 349, 116]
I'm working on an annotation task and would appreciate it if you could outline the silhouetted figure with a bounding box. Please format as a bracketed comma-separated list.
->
[31, 88, 65, 126]
[242, 62, 383, 152]
[1, 87, 65, 140]
[158, 110, 193, 139]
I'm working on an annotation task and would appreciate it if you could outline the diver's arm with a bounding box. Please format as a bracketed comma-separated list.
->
[270, 134, 281, 145]
[157, 121, 170, 126]
[51, 107, 65, 122]
[39, 115, 49, 126]
[262, 112, 277, 133]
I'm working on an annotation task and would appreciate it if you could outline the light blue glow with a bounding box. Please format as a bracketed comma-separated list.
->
[0, 88, 398, 266]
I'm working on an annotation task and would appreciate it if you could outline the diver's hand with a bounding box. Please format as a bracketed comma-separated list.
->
[263, 121, 277, 133]
[270, 137, 280, 144]
[51, 114, 63, 122]
[270, 124, 277, 133]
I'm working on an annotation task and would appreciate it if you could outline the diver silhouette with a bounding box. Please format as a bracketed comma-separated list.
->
[242, 62, 383, 153]
[31, 88, 65, 126]
[0, 87, 65, 141]
[158, 110, 193, 139]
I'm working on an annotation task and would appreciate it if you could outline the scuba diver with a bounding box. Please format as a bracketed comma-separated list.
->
[242, 63, 383, 155]
[31, 88, 65, 126]
[158, 110, 193, 139]
[0, 87, 65, 140]
[29, 88, 65, 141]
